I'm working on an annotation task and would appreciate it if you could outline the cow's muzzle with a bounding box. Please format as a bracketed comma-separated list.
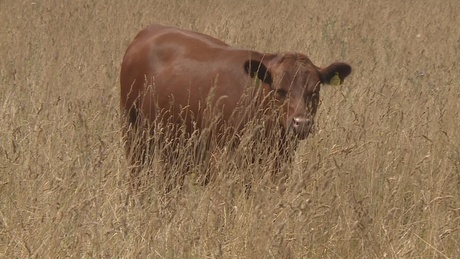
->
[290, 116, 313, 139]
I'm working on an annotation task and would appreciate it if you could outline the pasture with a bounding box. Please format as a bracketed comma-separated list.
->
[1, 0, 459, 257]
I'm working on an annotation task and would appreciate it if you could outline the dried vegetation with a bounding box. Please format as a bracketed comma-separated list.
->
[1, 0, 459, 257]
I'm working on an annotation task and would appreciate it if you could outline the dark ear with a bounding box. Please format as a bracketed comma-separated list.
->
[320, 62, 352, 85]
[244, 60, 273, 84]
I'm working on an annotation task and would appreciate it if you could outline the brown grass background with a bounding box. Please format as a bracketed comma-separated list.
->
[1, 0, 459, 257]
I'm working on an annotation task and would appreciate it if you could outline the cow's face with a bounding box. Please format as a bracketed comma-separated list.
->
[245, 53, 351, 139]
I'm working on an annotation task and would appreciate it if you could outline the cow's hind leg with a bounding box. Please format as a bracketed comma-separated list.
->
[122, 106, 156, 192]
[158, 138, 188, 194]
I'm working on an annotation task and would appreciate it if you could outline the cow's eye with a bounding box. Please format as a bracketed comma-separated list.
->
[276, 89, 287, 98]
[312, 93, 319, 104]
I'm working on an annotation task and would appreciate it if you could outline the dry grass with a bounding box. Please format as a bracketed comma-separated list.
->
[1, 0, 459, 257]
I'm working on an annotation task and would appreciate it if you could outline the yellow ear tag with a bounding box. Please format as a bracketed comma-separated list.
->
[330, 72, 341, 86]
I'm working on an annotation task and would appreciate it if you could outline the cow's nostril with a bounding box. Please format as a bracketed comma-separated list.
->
[292, 117, 310, 128]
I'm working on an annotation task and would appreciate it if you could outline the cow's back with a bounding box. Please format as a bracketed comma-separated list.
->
[120, 24, 264, 133]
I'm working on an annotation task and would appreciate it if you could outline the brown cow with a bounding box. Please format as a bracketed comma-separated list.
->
[120, 24, 351, 188]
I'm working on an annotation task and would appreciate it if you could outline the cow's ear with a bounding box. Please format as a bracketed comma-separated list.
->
[320, 62, 352, 85]
[244, 60, 273, 84]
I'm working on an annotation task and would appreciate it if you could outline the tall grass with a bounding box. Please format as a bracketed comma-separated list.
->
[1, 0, 459, 257]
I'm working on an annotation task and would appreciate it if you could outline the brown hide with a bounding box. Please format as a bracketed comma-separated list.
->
[120, 24, 351, 182]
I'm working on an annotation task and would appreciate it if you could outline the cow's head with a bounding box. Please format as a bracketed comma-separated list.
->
[244, 53, 351, 139]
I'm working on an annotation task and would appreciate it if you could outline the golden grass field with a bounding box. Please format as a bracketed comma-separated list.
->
[1, 0, 459, 257]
